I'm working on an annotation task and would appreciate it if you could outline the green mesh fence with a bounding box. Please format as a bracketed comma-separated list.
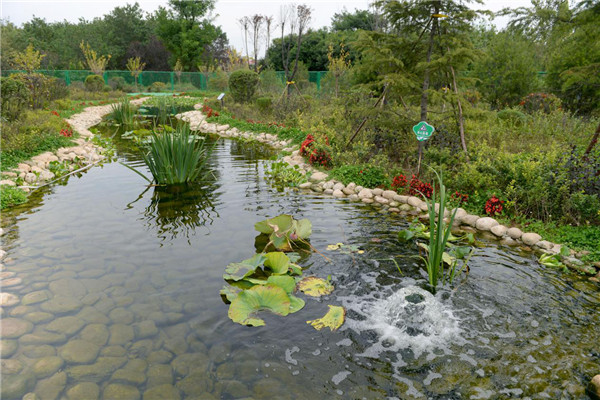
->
[1, 70, 328, 92]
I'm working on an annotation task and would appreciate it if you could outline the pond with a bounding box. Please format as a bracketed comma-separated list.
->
[1, 126, 599, 399]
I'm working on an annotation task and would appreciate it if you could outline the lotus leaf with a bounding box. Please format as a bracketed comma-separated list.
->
[254, 214, 294, 234]
[293, 219, 312, 239]
[297, 276, 334, 297]
[306, 305, 346, 331]
[223, 254, 267, 281]
[287, 252, 301, 263]
[220, 285, 240, 303]
[264, 252, 290, 274]
[228, 284, 291, 327]
[289, 263, 303, 275]
[267, 275, 296, 294]
[288, 295, 305, 313]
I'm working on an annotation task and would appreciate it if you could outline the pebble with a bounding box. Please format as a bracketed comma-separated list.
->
[522, 232, 542, 246]
[45, 316, 85, 336]
[66, 382, 100, 400]
[0, 292, 20, 306]
[1, 318, 33, 338]
[22, 290, 50, 305]
[33, 356, 64, 378]
[103, 383, 141, 400]
[80, 324, 109, 346]
[60, 339, 100, 364]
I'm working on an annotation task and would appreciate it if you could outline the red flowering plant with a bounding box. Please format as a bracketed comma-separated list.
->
[484, 195, 504, 216]
[60, 123, 73, 137]
[300, 134, 332, 167]
[409, 175, 433, 198]
[451, 191, 469, 204]
[391, 174, 408, 192]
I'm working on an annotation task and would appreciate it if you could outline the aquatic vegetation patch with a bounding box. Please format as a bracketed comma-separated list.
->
[222, 215, 345, 329]
[306, 305, 346, 331]
[265, 160, 307, 188]
[254, 214, 312, 252]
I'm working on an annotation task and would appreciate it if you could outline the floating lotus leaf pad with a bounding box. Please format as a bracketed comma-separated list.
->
[223, 254, 266, 281]
[289, 295, 305, 313]
[264, 252, 291, 275]
[254, 215, 312, 251]
[267, 275, 297, 294]
[220, 285, 240, 303]
[297, 276, 334, 297]
[228, 284, 291, 327]
[307, 305, 346, 331]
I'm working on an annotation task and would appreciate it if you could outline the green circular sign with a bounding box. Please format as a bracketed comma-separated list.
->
[412, 121, 435, 142]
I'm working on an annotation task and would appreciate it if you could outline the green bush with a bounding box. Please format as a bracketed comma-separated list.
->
[256, 97, 272, 113]
[0, 76, 29, 121]
[259, 69, 284, 95]
[229, 69, 259, 103]
[519, 92, 562, 114]
[9, 73, 68, 109]
[330, 164, 389, 188]
[497, 108, 528, 126]
[85, 74, 105, 92]
[148, 81, 167, 92]
[108, 76, 127, 91]
[1, 186, 27, 209]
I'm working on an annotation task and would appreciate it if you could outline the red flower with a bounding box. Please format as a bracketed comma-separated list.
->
[392, 174, 408, 191]
[51, 111, 60, 117]
[484, 195, 504, 216]
[409, 175, 432, 198]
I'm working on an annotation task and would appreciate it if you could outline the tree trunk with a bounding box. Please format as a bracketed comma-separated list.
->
[449, 63, 469, 158]
[417, 2, 439, 175]
[584, 121, 600, 159]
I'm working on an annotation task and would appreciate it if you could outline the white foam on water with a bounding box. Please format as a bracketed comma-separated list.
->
[341, 285, 464, 362]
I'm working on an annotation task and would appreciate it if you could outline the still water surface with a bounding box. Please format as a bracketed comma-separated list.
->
[1, 134, 598, 399]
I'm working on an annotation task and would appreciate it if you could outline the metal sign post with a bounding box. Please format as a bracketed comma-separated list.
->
[413, 121, 435, 176]
[217, 93, 225, 108]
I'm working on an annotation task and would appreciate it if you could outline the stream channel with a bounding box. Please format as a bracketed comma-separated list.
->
[1, 120, 599, 399]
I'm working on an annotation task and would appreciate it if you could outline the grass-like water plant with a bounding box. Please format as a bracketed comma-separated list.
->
[109, 97, 137, 126]
[418, 169, 461, 289]
[124, 125, 214, 185]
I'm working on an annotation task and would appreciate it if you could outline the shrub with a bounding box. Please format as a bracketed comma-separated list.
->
[519, 92, 562, 114]
[85, 74, 105, 92]
[148, 81, 167, 92]
[1, 109, 75, 170]
[0, 76, 29, 120]
[1, 186, 27, 209]
[9, 73, 67, 109]
[409, 175, 433, 198]
[109, 98, 137, 126]
[330, 164, 388, 188]
[497, 108, 527, 126]
[391, 174, 408, 192]
[229, 69, 259, 103]
[256, 97, 272, 113]
[484, 195, 504, 216]
[108, 76, 127, 91]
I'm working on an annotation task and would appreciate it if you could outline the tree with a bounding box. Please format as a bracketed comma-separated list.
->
[377, 0, 480, 161]
[264, 15, 275, 54]
[250, 15, 264, 71]
[12, 43, 45, 73]
[327, 42, 351, 97]
[545, 0, 600, 114]
[238, 16, 251, 68]
[80, 40, 111, 74]
[125, 35, 172, 71]
[471, 29, 541, 108]
[103, 3, 153, 67]
[279, 4, 312, 97]
[155, 0, 219, 70]
[173, 59, 183, 85]
[126, 56, 146, 89]
[331, 8, 376, 31]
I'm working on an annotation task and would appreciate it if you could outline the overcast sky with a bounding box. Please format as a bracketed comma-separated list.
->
[1, 0, 530, 54]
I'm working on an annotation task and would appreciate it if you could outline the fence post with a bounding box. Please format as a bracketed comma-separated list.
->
[316, 72, 321, 92]
[65, 70, 71, 86]
[171, 72, 175, 91]
[139, 71, 143, 87]
[103, 71, 108, 84]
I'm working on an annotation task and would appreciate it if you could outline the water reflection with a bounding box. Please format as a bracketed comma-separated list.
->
[127, 182, 220, 243]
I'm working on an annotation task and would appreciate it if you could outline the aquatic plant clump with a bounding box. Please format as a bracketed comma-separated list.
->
[254, 214, 312, 252]
[125, 125, 215, 185]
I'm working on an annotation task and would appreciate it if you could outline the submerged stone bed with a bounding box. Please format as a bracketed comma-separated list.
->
[178, 106, 600, 281]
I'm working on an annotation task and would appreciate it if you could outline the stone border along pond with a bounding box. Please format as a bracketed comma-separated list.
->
[177, 106, 600, 282]
[0, 98, 149, 193]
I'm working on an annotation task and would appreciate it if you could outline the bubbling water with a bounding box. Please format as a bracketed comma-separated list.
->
[342, 284, 464, 362]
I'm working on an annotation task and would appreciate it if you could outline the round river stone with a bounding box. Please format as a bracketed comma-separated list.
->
[66, 382, 100, 400]
[60, 340, 100, 364]
[1, 318, 33, 339]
